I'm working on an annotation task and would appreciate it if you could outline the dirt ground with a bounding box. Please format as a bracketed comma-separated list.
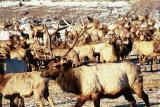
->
[0, 3, 160, 107]
[0, 3, 129, 23]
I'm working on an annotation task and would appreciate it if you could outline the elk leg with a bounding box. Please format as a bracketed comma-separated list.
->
[97, 55, 100, 63]
[154, 57, 158, 69]
[151, 58, 153, 71]
[0, 93, 2, 107]
[128, 55, 131, 61]
[152, 57, 157, 71]
[133, 83, 150, 107]
[47, 96, 55, 107]
[43, 86, 55, 107]
[75, 96, 88, 107]
[14, 97, 25, 107]
[141, 55, 147, 71]
[140, 91, 150, 107]
[139, 55, 144, 65]
[10, 98, 16, 107]
[18, 97, 25, 107]
[92, 93, 100, 107]
[123, 90, 136, 107]
[9, 97, 18, 107]
[123, 56, 126, 61]
[34, 90, 44, 107]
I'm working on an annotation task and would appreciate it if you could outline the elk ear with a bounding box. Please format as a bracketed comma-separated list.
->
[53, 56, 61, 63]
[87, 16, 94, 22]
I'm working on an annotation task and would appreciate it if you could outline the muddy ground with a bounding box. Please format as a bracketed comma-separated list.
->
[0, 2, 160, 107]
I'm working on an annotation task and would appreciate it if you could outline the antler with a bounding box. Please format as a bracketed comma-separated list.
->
[61, 17, 87, 57]
[79, 15, 84, 27]
[51, 21, 60, 36]
[62, 18, 78, 33]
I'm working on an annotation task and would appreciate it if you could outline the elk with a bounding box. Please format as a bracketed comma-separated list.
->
[100, 43, 118, 63]
[42, 58, 150, 107]
[110, 16, 130, 41]
[107, 36, 134, 61]
[116, 37, 134, 61]
[133, 40, 160, 71]
[74, 44, 95, 62]
[90, 41, 109, 62]
[30, 24, 44, 39]
[3, 37, 40, 72]
[0, 71, 55, 107]
[86, 17, 108, 41]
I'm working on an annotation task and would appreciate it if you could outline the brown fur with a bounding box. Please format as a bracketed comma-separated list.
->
[42, 60, 150, 107]
[0, 75, 10, 92]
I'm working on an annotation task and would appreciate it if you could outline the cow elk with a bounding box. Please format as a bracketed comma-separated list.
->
[0, 71, 55, 107]
[133, 40, 160, 71]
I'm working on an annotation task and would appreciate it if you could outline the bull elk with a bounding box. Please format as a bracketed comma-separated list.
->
[42, 58, 150, 107]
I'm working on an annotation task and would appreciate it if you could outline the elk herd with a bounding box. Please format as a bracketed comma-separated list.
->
[0, 13, 160, 107]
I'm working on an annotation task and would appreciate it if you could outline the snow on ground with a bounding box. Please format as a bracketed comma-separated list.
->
[0, 0, 129, 8]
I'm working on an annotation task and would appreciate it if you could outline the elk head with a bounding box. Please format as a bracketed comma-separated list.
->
[41, 57, 72, 79]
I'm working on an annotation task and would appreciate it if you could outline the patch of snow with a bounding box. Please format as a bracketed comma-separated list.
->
[154, 21, 160, 29]
[0, 1, 129, 8]
[0, 31, 10, 40]
[0, 1, 20, 7]
[105, 1, 129, 8]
